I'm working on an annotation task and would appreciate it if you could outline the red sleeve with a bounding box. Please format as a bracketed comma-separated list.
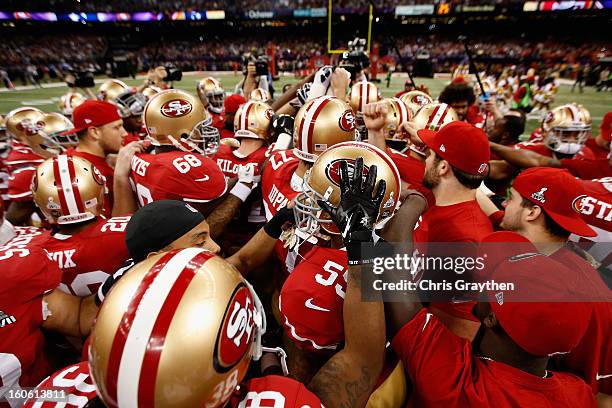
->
[489, 210, 505, 230]
[391, 308, 474, 399]
[8, 166, 36, 201]
[559, 159, 593, 179]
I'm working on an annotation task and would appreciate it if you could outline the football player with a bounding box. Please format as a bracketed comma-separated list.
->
[0, 236, 100, 407]
[221, 94, 247, 139]
[61, 100, 128, 215]
[261, 95, 356, 274]
[5, 108, 74, 225]
[29, 155, 129, 297]
[58, 91, 87, 120]
[114, 89, 147, 144]
[97, 79, 129, 103]
[197, 76, 226, 130]
[348, 80, 380, 141]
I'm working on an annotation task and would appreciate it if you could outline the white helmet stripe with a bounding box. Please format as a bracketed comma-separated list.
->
[241, 101, 255, 130]
[116, 248, 202, 407]
[56, 154, 80, 216]
[430, 104, 448, 130]
[300, 96, 332, 154]
[568, 104, 580, 122]
[394, 98, 409, 123]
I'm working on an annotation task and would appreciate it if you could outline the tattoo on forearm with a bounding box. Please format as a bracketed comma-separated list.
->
[206, 195, 242, 239]
[309, 360, 373, 408]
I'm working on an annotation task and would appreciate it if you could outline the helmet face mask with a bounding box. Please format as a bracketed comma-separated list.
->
[207, 89, 225, 113]
[188, 121, 221, 157]
[38, 113, 76, 154]
[115, 91, 147, 119]
[546, 127, 590, 155]
[542, 104, 591, 156]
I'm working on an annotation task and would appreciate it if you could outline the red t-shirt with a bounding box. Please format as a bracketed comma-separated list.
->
[280, 246, 347, 352]
[30, 217, 130, 296]
[560, 158, 612, 179]
[392, 309, 597, 407]
[213, 144, 268, 179]
[549, 248, 612, 395]
[66, 149, 114, 216]
[23, 362, 97, 408]
[0, 236, 62, 406]
[386, 148, 425, 188]
[414, 200, 493, 321]
[129, 150, 227, 206]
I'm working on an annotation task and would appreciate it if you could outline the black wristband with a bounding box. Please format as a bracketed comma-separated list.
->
[263, 207, 294, 239]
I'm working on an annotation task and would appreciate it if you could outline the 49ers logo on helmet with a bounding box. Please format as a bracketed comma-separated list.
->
[214, 284, 255, 373]
[413, 95, 430, 105]
[91, 164, 105, 186]
[325, 158, 369, 187]
[161, 99, 193, 118]
[338, 110, 356, 132]
[264, 109, 274, 121]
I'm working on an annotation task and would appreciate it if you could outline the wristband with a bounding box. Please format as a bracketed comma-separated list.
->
[230, 182, 253, 202]
[263, 207, 294, 239]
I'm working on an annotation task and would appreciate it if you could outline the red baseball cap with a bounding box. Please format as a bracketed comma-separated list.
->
[279, 251, 345, 353]
[601, 111, 612, 142]
[512, 167, 596, 237]
[61, 100, 121, 135]
[417, 121, 490, 175]
[480, 232, 593, 356]
[224, 94, 247, 115]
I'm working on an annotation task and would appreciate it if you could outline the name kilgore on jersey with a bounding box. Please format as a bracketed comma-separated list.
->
[216, 160, 259, 178]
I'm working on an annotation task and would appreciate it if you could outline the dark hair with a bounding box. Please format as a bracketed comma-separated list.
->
[520, 198, 570, 238]
[439, 83, 476, 106]
[503, 110, 526, 141]
[433, 153, 485, 190]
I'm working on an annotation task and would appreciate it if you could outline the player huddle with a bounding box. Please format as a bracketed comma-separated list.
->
[0, 63, 610, 408]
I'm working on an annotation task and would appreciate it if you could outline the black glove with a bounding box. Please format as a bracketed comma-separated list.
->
[318, 158, 386, 265]
[270, 114, 295, 142]
[95, 258, 135, 306]
[263, 206, 295, 239]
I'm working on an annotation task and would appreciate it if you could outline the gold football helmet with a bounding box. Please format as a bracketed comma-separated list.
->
[349, 81, 380, 113]
[89, 248, 266, 408]
[233, 100, 274, 141]
[32, 155, 105, 224]
[142, 86, 163, 100]
[398, 90, 433, 116]
[542, 103, 591, 155]
[58, 92, 87, 116]
[5, 107, 65, 157]
[295, 141, 401, 236]
[98, 79, 130, 103]
[143, 89, 221, 156]
[410, 103, 459, 156]
[197, 77, 225, 113]
[293, 96, 357, 162]
[0, 115, 8, 154]
[380, 98, 411, 141]
[38, 112, 76, 149]
[249, 88, 271, 103]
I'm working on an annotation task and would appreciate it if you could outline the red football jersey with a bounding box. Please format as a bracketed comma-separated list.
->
[280, 246, 347, 352]
[22, 362, 97, 408]
[548, 248, 612, 395]
[7, 165, 36, 202]
[30, 217, 129, 296]
[414, 200, 493, 322]
[214, 144, 268, 179]
[560, 158, 612, 179]
[5, 141, 44, 172]
[392, 309, 597, 407]
[129, 150, 227, 206]
[386, 148, 424, 187]
[261, 150, 301, 220]
[580, 138, 609, 160]
[210, 110, 225, 130]
[528, 128, 543, 142]
[0, 237, 61, 407]
[232, 375, 323, 407]
[514, 140, 554, 157]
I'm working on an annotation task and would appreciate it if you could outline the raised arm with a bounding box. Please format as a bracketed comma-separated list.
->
[490, 142, 560, 169]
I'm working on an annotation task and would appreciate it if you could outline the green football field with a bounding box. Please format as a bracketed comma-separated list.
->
[1, 73, 610, 136]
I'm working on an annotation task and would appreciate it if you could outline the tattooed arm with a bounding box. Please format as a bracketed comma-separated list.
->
[308, 263, 385, 408]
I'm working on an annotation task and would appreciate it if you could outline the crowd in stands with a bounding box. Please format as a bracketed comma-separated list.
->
[1, 34, 608, 86]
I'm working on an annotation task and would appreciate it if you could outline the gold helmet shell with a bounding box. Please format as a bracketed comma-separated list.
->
[58, 92, 87, 116]
[98, 79, 130, 103]
[143, 89, 220, 156]
[293, 96, 357, 162]
[349, 81, 380, 113]
[410, 103, 459, 156]
[542, 103, 591, 155]
[249, 88, 272, 103]
[89, 248, 265, 408]
[295, 141, 401, 235]
[197, 77, 225, 113]
[233, 100, 274, 141]
[142, 86, 163, 100]
[32, 154, 105, 224]
[398, 90, 433, 116]
[38, 112, 76, 150]
[380, 98, 412, 141]
[5, 107, 46, 144]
